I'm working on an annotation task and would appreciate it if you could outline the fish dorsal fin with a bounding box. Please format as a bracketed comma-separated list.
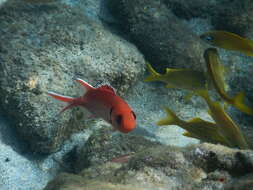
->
[98, 85, 116, 94]
[75, 78, 95, 92]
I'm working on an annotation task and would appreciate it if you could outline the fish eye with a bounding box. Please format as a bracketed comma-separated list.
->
[205, 35, 213, 41]
[131, 111, 136, 120]
[116, 115, 122, 125]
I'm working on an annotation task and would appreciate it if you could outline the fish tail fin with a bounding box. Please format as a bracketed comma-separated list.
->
[47, 91, 82, 114]
[47, 91, 75, 102]
[144, 63, 161, 82]
[233, 92, 253, 115]
[157, 107, 181, 126]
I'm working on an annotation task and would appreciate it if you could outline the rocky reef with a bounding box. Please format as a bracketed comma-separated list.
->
[0, 0, 253, 189]
[44, 128, 253, 190]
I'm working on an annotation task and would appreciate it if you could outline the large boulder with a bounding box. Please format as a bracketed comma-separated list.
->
[107, 0, 208, 72]
[164, 0, 253, 35]
[0, 1, 145, 153]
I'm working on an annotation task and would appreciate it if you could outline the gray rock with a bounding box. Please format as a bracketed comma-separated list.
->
[44, 143, 253, 190]
[210, 0, 253, 35]
[163, 0, 218, 20]
[107, 0, 208, 72]
[74, 127, 161, 172]
[224, 173, 253, 190]
[44, 172, 146, 190]
[0, 1, 145, 153]
[164, 0, 253, 35]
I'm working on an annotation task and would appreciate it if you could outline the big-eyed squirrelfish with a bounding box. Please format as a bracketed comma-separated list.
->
[204, 48, 253, 115]
[48, 78, 136, 133]
[200, 30, 253, 57]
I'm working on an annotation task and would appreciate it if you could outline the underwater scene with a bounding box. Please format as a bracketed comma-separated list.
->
[1, 0, 253, 189]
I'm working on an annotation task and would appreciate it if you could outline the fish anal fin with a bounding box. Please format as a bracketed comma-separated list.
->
[59, 103, 76, 114]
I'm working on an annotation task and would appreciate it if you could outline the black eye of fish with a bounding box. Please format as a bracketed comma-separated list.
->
[132, 111, 136, 120]
[116, 115, 122, 125]
[205, 36, 213, 41]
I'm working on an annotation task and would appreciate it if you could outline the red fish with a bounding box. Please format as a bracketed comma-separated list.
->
[47, 78, 136, 133]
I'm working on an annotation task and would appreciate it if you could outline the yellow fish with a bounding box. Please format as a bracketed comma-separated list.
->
[157, 107, 228, 145]
[204, 48, 253, 115]
[200, 30, 253, 57]
[196, 89, 249, 149]
[144, 64, 207, 91]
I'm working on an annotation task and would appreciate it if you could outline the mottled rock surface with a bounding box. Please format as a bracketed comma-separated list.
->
[44, 173, 146, 190]
[44, 143, 253, 190]
[108, 0, 208, 72]
[0, 0, 145, 153]
[74, 127, 161, 172]
[224, 173, 253, 190]
[164, 0, 253, 35]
